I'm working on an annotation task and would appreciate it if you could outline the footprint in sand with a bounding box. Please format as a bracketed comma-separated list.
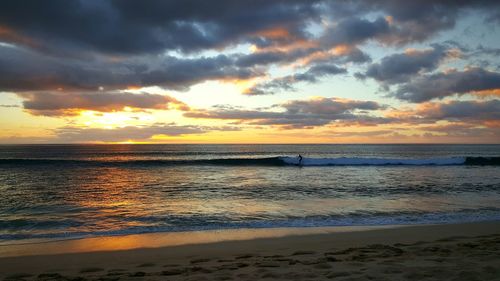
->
[79, 267, 104, 273]
[136, 262, 156, 267]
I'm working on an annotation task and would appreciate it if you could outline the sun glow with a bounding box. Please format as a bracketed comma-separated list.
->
[78, 110, 155, 129]
[114, 139, 149, 144]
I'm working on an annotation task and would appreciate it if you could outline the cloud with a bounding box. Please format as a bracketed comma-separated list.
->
[393, 67, 500, 102]
[382, 99, 500, 131]
[414, 99, 500, 121]
[17, 91, 189, 116]
[185, 98, 500, 134]
[0, 0, 322, 56]
[0, 46, 262, 92]
[0, 45, 109, 92]
[245, 63, 346, 95]
[1, 1, 498, 93]
[185, 96, 386, 128]
[2, 1, 498, 57]
[55, 124, 203, 142]
[0, 0, 500, 145]
[358, 44, 455, 84]
[320, 17, 391, 47]
[0, 135, 56, 144]
[327, 130, 394, 137]
[415, 122, 500, 140]
[138, 55, 263, 91]
[345, 1, 500, 45]
[282, 97, 382, 113]
[0, 0, 498, 99]
[234, 48, 319, 68]
[53, 123, 240, 142]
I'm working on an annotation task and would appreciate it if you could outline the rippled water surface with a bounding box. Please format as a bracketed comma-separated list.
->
[0, 144, 499, 243]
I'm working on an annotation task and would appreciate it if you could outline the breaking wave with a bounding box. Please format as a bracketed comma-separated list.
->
[0, 156, 499, 167]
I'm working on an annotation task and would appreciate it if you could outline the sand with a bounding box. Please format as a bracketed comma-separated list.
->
[1, 222, 500, 280]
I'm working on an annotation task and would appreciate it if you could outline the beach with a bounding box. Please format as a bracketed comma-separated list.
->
[1, 222, 500, 280]
[1, 144, 499, 280]
[2, 0, 500, 279]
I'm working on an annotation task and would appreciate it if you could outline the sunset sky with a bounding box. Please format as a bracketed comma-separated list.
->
[1, 0, 499, 143]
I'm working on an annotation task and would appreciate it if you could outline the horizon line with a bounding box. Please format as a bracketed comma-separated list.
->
[0, 143, 499, 146]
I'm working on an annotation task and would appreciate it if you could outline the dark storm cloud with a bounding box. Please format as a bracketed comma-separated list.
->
[234, 51, 293, 68]
[1, 1, 498, 57]
[0, 0, 321, 56]
[0, 45, 114, 92]
[339, 48, 372, 64]
[0, 46, 262, 92]
[139, 55, 262, 91]
[1, 0, 500, 105]
[320, 17, 391, 47]
[393, 68, 500, 102]
[185, 97, 386, 128]
[0, 1, 321, 95]
[2, 0, 495, 56]
[234, 48, 321, 68]
[358, 44, 454, 84]
[245, 63, 347, 95]
[18, 91, 188, 116]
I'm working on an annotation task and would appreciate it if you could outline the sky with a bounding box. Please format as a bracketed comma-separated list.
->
[0, 0, 499, 144]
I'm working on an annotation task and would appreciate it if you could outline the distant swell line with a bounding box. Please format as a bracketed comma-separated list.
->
[0, 157, 286, 167]
[0, 156, 499, 167]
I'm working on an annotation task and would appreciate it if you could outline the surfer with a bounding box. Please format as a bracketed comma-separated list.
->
[298, 154, 303, 166]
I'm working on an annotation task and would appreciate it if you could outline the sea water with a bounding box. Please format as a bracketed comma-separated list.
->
[0, 144, 499, 243]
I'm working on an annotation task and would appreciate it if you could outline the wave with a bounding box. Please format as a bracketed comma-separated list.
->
[280, 156, 467, 166]
[282, 156, 500, 166]
[1, 208, 499, 242]
[0, 156, 499, 167]
[0, 157, 285, 167]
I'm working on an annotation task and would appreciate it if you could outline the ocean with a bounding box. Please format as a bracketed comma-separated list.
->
[0, 144, 499, 244]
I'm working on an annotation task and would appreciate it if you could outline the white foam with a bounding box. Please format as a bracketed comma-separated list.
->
[280, 156, 466, 166]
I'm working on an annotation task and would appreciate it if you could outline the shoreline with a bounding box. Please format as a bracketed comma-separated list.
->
[1, 221, 500, 279]
[0, 225, 405, 258]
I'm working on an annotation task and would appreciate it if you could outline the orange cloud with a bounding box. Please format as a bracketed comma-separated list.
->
[249, 26, 319, 54]
[471, 88, 500, 97]
[483, 120, 500, 128]
[293, 44, 355, 67]
[254, 27, 290, 39]
[126, 85, 142, 90]
[18, 91, 190, 116]
[248, 26, 319, 55]
[252, 39, 318, 54]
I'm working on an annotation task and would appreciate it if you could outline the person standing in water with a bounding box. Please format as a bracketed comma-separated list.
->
[298, 154, 303, 166]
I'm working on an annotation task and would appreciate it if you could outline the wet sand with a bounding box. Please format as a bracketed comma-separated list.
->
[1, 222, 500, 280]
